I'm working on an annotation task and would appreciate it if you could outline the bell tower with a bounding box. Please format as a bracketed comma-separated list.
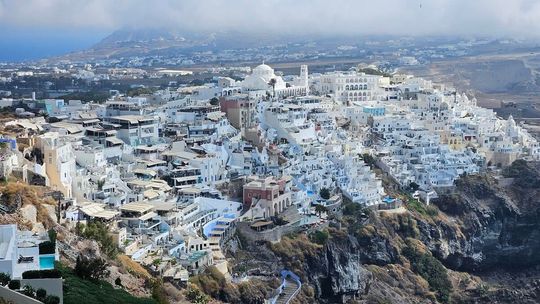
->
[299, 65, 309, 95]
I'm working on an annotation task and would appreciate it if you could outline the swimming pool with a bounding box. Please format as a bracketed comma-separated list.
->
[39, 255, 55, 270]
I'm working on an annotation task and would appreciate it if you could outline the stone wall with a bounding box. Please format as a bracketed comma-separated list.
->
[237, 221, 301, 243]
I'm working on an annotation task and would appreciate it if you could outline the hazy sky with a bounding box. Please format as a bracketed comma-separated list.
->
[2, 0, 540, 36]
[1, 0, 540, 60]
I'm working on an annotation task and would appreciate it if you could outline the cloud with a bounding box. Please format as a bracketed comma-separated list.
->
[1, 0, 540, 38]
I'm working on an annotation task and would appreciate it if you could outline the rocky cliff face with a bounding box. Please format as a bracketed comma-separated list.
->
[427, 167, 540, 271]
[230, 162, 540, 303]
[306, 235, 373, 302]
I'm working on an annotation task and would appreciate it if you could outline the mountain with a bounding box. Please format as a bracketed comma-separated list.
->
[51, 28, 212, 60]
[51, 28, 301, 62]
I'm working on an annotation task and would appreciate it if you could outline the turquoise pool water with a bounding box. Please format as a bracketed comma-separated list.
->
[39, 255, 55, 270]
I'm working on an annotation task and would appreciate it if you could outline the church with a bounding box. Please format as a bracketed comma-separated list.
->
[241, 63, 309, 98]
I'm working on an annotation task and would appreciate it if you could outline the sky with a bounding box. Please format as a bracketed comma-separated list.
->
[1, 0, 540, 61]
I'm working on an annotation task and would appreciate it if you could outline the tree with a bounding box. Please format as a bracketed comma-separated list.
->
[361, 153, 376, 166]
[403, 243, 452, 303]
[268, 78, 277, 98]
[97, 179, 105, 191]
[409, 182, 420, 192]
[115, 277, 123, 287]
[75, 255, 109, 281]
[8, 280, 20, 290]
[21, 285, 35, 297]
[36, 288, 47, 301]
[310, 230, 329, 245]
[81, 221, 118, 258]
[185, 285, 209, 304]
[319, 188, 331, 200]
[0, 272, 10, 286]
[43, 295, 60, 304]
[48, 229, 57, 246]
[315, 204, 328, 217]
[209, 97, 219, 106]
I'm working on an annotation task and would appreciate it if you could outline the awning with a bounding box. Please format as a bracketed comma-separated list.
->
[143, 189, 160, 200]
[139, 211, 158, 221]
[106, 137, 124, 145]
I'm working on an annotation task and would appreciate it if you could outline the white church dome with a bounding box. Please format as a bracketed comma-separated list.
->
[253, 64, 274, 75]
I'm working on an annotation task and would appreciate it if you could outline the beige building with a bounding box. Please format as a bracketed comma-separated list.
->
[35, 132, 76, 198]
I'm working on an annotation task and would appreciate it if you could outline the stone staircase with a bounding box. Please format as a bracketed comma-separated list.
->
[274, 277, 300, 304]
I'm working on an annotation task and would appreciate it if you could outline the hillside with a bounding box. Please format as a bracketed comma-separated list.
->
[219, 160, 540, 303]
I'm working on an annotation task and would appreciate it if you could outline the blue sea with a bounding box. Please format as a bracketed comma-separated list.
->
[0, 27, 106, 62]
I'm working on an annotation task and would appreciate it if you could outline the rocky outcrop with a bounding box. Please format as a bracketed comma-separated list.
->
[426, 171, 540, 271]
[285, 231, 403, 303]
[238, 162, 540, 303]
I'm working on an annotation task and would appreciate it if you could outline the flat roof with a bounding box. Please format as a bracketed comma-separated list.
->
[50, 122, 84, 134]
[179, 187, 201, 194]
[110, 115, 154, 124]
[162, 150, 200, 160]
[147, 202, 176, 211]
[138, 211, 158, 221]
[80, 202, 119, 220]
[105, 137, 124, 145]
[250, 221, 273, 228]
[120, 202, 154, 213]
[133, 168, 157, 177]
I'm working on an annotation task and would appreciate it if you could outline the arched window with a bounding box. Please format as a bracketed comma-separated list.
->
[345, 85, 349, 90]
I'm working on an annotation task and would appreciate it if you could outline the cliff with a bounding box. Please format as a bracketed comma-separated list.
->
[228, 161, 540, 303]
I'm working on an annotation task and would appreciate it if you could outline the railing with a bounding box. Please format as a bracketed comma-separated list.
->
[269, 270, 301, 304]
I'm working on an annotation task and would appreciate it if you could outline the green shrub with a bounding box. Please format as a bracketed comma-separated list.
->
[48, 229, 57, 245]
[0, 272, 10, 285]
[39, 241, 56, 254]
[319, 188, 331, 200]
[185, 287, 209, 304]
[403, 245, 452, 303]
[310, 230, 329, 245]
[22, 269, 62, 279]
[150, 280, 169, 304]
[57, 262, 156, 304]
[36, 288, 47, 301]
[81, 221, 118, 258]
[426, 205, 439, 217]
[405, 197, 428, 215]
[8, 280, 19, 290]
[21, 285, 35, 297]
[75, 255, 109, 281]
[44, 295, 61, 304]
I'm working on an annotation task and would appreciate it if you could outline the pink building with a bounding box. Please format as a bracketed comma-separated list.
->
[242, 176, 292, 217]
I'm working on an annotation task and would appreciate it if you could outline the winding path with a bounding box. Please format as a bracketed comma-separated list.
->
[271, 270, 301, 304]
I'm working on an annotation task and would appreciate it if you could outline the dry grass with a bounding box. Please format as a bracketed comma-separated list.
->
[117, 254, 152, 280]
[0, 182, 57, 229]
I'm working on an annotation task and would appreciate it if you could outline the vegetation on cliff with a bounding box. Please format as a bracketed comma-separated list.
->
[189, 266, 280, 304]
[402, 240, 452, 302]
[58, 262, 157, 304]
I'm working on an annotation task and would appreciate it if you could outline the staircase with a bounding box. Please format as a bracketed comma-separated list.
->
[269, 270, 301, 304]
[274, 277, 300, 304]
